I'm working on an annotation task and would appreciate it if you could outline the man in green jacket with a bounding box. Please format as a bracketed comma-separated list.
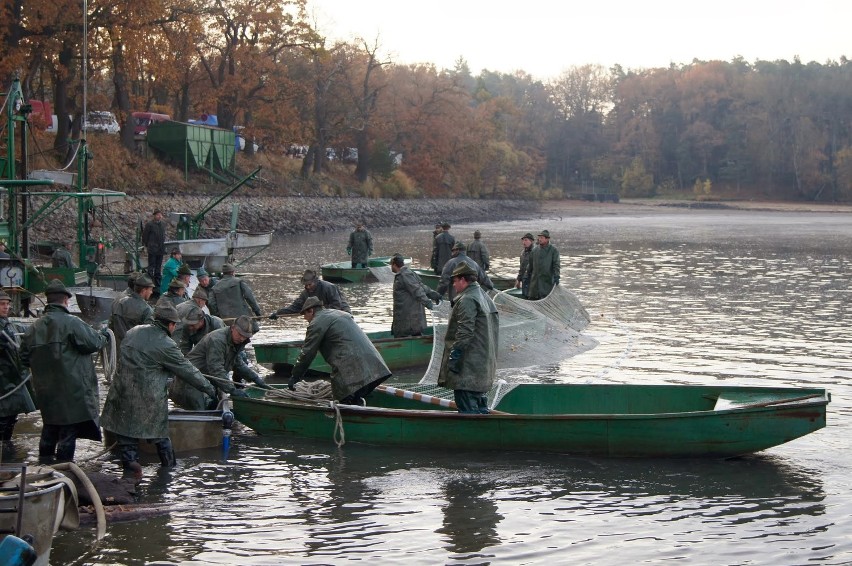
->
[524, 229, 561, 300]
[173, 303, 224, 355]
[160, 248, 183, 294]
[158, 279, 188, 307]
[141, 209, 166, 288]
[101, 302, 216, 475]
[110, 273, 155, 353]
[438, 263, 499, 414]
[390, 255, 441, 338]
[270, 269, 350, 317]
[347, 223, 373, 268]
[208, 263, 263, 321]
[288, 297, 391, 405]
[171, 316, 266, 410]
[467, 230, 490, 271]
[51, 241, 76, 268]
[515, 232, 535, 298]
[0, 290, 35, 454]
[21, 280, 108, 463]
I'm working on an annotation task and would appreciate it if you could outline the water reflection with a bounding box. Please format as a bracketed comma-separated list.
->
[438, 474, 503, 559]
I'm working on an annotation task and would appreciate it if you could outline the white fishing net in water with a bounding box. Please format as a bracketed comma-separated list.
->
[417, 285, 598, 408]
[368, 266, 396, 284]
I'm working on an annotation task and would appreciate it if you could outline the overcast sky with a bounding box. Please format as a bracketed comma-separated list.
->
[306, 0, 849, 79]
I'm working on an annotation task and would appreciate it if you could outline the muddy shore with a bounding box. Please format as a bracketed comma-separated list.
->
[29, 195, 852, 244]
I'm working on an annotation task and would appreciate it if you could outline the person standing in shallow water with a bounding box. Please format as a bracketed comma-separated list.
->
[347, 223, 373, 268]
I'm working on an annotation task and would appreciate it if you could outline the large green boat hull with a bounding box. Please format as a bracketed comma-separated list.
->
[253, 327, 435, 372]
[233, 383, 829, 458]
[321, 256, 404, 283]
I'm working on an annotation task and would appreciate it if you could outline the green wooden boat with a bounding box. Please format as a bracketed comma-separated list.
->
[253, 327, 434, 372]
[232, 383, 829, 458]
[412, 268, 515, 291]
[321, 256, 407, 283]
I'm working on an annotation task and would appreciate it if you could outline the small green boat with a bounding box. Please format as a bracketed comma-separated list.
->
[321, 256, 407, 283]
[412, 268, 515, 291]
[232, 383, 829, 458]
[253, 327, 434, 372]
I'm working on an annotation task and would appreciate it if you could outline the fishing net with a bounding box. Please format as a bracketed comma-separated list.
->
[368, 266, 396, 284]
[418, 284, 598, 408]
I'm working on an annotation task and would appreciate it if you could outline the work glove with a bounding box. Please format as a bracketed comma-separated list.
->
[448, 347, 464, 374]
[288, 375, 302, 391]
[554, 277, 560, 285]
[252, 375, 273, 390]
[346, 247, 352, 256]
[426, 301, 434, 310]
[268, 313, 279, 320]
[231, 389, 248, 398]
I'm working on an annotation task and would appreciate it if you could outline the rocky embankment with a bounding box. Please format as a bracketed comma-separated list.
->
[30, 195, 541, 242]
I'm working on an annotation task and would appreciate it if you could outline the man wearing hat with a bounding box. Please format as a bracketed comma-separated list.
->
[347, 222, 373, 269]
[173, 303, 224, 355]
[208, 263, 263, 322]
[20, 280, 109, 463]
[515, 233, 535, 298]
[288, 297, 391, 405]
[122, 271, 142, 297]
[431, 222, 455, 274]
[429, 223, 442, 271]
[0, 289, 35, 453]
[524, 230, 561, 300]
[436, 241, 493, 302]
[269, 269, 350, 317]
[142, 209, 167, 288]
[101, 302, 217, 476]
[158, 278, 188, 307]
[51, 241, 76, 269]
[438, 262, 499, 414]
[467, 230, 490, 271]
[110, 273, 155, 353]
[173, 315, 268, 410]
[195, 267, 216, 295]
[160, 248, 183, 294]
[390, 255, 442, 338]
[177, 286, 210, 319]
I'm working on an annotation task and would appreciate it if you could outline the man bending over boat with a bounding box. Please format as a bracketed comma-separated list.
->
[390, 254, 441, 338]
[439, 263, 499, 414]
[288, 297, 391, 405]
[101, 303, 216, 476]
[269, 269, 351, 318]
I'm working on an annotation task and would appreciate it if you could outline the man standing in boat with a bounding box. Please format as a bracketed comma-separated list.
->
[438, 263, 499, 414]
[20, 280, 109, 463]
[390, 254, 442, 338]
[0, 290, 35, 455]
[269, 269, 350, 318]
[110, 274, 155, 353]
[467, 230, 490, 271]
[515, 233, 535, 298]
[172, 316, 267, 410]
[101, 302, 217, 476]
[288, 297, 391, 405]
[160, 248, 183, 294]
[432, 222, 455, 274]
[437, 242, 493, 302]
[208, 263, 263, 321]
[142, 209, 167, 289]
[347, 222, 373, 269]
[51, 241, 76, 268]
[525, 230, 560, 300]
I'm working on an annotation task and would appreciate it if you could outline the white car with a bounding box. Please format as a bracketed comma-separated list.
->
[83, 111, 120, 134]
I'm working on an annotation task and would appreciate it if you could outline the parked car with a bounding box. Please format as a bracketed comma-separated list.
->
[83, 111, 120, 134]
[132, 111, 170, 135]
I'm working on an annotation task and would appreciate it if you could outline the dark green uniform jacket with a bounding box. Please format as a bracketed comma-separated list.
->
[141, 219, 166, 255]
[51, 247, 75, 268]
[0, 317, 36, 418]
[467, 240, 490, 271]
[392, 266, 438, 338]
[437, 254, 494, 301]
[174, 312, 224, 355]
[171, 327, 249, 409]
[276, 280, 351, 315]
[101, 322, 215, 439]
[517, 245, 532, 287]
[347, 229, 373, 265]
[110, 292, 154, 353]
[20, 303, 107, 426]
[432, 231, 455, 273]
[525, 243, 560, 300]
[291, 309, 390, 400]
[438, 283, 499, 394]
[208, 274, 262, 319]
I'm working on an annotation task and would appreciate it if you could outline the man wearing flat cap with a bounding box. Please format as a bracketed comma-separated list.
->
[110, 273, 155, 353]
[515, 233, 535, 298]
[439, 262, 499, 414]
[431, 222, 455, 274]
[288, 297, 391, 405]
[208, 263, 263, 322]
[436, 241, 493, 302]
[524, 229, 560, 300]
[21, 280, 109, 463]
[101, 302, 217, 476]
[269, 269, 350, 318]
[172, 315, 269, 410]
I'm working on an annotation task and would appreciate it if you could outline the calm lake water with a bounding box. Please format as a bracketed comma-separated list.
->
[37, 205, 852, 564]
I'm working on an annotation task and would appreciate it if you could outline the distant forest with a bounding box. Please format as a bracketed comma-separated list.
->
[3, 0, 851, 201]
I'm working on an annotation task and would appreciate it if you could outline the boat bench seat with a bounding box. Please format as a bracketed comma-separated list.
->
[713, 392, 783, 411]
